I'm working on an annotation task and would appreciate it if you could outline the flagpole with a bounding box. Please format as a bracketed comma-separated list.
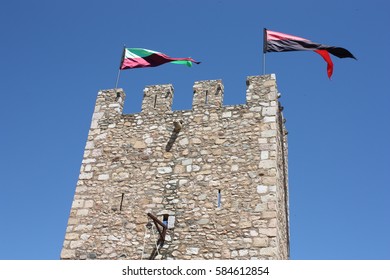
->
[115, 45, 126, 89]
[263, 28, 267, 75]
[263, 52, 266, 75]
[115, 69, 121, 89]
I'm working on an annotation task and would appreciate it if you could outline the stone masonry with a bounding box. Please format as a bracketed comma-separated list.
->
[61, 74, 289, 260]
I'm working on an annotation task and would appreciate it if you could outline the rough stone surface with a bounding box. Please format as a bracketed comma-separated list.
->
[61, 75, 289, 260]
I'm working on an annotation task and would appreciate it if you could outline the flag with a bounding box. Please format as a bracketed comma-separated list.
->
[120, 48, 200, 70]
[263, 29, 356, 78]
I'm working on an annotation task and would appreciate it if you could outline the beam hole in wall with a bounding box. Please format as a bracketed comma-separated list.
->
[160, 214, 175, 229]
[162, 214, 169, 226]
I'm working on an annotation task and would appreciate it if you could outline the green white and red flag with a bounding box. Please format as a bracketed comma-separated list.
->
[263, 29, 356, 78]
[120, 48, 200, 70]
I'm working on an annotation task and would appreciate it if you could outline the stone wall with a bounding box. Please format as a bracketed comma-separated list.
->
[61, 74, 289, 260]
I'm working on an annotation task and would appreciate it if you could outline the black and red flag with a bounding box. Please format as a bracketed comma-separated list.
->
[263, 29, 356, 78]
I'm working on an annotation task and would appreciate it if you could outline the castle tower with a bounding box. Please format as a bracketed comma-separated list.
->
[61, 74, 289, 260]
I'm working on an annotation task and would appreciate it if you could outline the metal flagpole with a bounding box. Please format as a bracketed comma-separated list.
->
[263, 28, 267, 75]
[263, 52, 266, 75]
[115, 45, 126, 89]
[115, 68, 121, 89]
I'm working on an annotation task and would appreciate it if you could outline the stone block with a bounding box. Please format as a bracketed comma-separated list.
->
[254, 203, 267, 212]
[70, 240, 84, 249]
[260, 247, 275, 256]
[85, 141, 94, 150]
[133, 141, 146, 149]
[258, 160, 276, 169]
[98, 174, 109, 180]
[262, 177, 276, 185]
[259, 228, 277, 237]
[61, 249, 76, 259]
[197, 219, 210, 225]
[76, 209, 89, 216]
[262, 107, 277, 116]
[157, 167, 172, 174]
[92, 149, 102, 157]
[191, 138, 202, 144]
[192, 165, 201, 172]
[186, 247, 199, 255]
[263, 116, 276, 123]
[79, 172, 93, 180]
[182, 159, 193, 165]
[260, 151, 269, 160]
[261, 211, 277, 219]
[222, 111, 232, 118]
[231, 165, 239, 172]
[261, 130, 277, 138]
[72, 200, 84, 208]
[239, 249, 249, 256]
[179, 138, 189, 146]
[65, 233, 79, 240]
[215, 138, 226, 144]
[239, 221, 252, 228]
[258, 143, 276, 151]
[257, 185, 268, 193]
[67, 218, 78, 225]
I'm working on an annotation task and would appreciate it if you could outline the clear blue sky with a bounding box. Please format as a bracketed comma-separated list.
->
[0, 0, 389, 260]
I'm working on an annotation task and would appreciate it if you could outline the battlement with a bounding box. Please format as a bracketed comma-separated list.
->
[95, 74, 279, 117]
[62, 74, 289, 260]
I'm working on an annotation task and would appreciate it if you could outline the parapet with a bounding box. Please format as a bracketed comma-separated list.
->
[93, 74, 279, 117]
[90, 88, 125, 130]
[246, 74, 278, 105]
[141, 84, 174, 114]
[192, 79, 224, 110]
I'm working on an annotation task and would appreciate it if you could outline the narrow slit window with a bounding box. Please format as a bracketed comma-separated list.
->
[154, 94, 158, 108]
[217, 189, 221, 208]
[205, 90, 209, 104]
[119, 193, 124, 211]
[115, 92, 121, 101]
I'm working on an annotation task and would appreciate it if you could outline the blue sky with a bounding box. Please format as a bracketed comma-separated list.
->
[0, 0, 389, 260]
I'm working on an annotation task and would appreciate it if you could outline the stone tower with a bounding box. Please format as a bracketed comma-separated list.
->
[61, 74, 289, 260]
